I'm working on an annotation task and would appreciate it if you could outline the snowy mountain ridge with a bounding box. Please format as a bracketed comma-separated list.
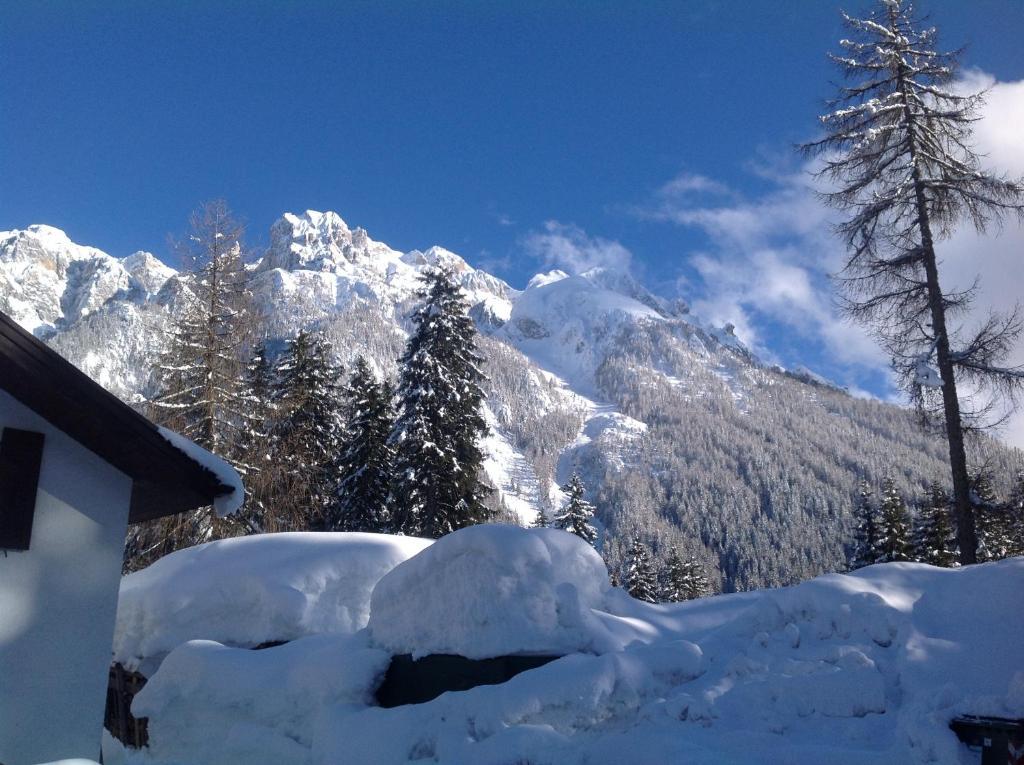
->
[3, 212, 1018, 590]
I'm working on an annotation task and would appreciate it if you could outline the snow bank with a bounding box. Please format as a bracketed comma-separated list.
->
[133, 634, 388, 765]
[114, 532, 431, 668]
[367, 525, 615, 659]
[128, 548, 1024, 765]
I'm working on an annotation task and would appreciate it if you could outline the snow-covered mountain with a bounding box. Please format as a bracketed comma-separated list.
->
[2, 213, 1018, 590]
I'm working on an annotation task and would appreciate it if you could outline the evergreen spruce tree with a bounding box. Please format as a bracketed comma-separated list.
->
[1005, 471, 1024, 558]
[270, 329, 344, 530]
[912, 483, 957, 567]
[661, 548, 711, 602]
[331, 357, 394, 532]
[624, 535, 659, 603]
[554, 472, 598, 545]
[876, 477, 913, 562]
[850, 481, 880, 569]
[389, 269, 493, 537]
[533, 506, 550, 528]
[971, 471, 1013, 561]
[233, 339, 276, 533]
[805, 0, 1024, 565]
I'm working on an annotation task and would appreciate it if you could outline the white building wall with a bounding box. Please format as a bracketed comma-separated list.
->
[0, 389, 132, 765]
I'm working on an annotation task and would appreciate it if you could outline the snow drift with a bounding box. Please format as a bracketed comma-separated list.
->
[113, 532, 431, 669]
[122, 525, 1024, 765]
[367, 525, 615, 659]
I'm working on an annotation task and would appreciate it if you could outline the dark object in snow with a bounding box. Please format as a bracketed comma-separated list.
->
[949, 715, 1024, 764]
[375, 653, 561, 708]
[105, 663, 149, 748]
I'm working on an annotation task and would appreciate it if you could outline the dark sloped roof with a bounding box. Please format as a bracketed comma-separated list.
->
[0, 310, 233, 523]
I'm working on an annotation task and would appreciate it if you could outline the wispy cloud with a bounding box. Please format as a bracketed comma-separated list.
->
[523, 220, 633, 275]
[633, 72, 1024, 448]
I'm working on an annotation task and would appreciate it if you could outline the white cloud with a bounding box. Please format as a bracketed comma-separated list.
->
[523, 220, 633, 275]
[638, 72, 1024, 449]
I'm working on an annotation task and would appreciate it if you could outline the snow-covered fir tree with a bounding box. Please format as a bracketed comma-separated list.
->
[330, 356, 394, 532]
[850, 481, 880, 569]
[661, 549, 710, 602]
[533, 506, 549, 528]
[270, 329, 344, 530]
[876, 477, 913, 563]
[624, 536, 659, 604]
[553, 472, 598, 546]
[389, 269, 493, 537]
[1005, 471, 1024, 558]
[912, 483, 957, 567]
[233, 339, 276, 533]
[971, 471, 1014, 562]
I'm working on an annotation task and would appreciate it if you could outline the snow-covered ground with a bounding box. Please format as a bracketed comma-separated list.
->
[107, 527, 1023, 765]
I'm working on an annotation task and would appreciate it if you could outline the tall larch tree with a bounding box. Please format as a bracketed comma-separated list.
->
[126, 200, 254, 570]
[331, 356, 394, 532]
[805, 0, 1024, 565]
[270, 329, 344, 530]
[876, 477, 913, 562]
[554, 472, 598, 546]
[389, 269, 493, 538]
[850, 481, 881, 569]
[912, 483, 957, 567]
[624, 535, 659, 604]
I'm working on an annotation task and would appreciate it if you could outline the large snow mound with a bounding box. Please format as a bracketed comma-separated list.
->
[129, 554, 1024, 765]
[367, 525, 615, 659]
[131, 634, 388, 765]
[114, 532, 431, 669]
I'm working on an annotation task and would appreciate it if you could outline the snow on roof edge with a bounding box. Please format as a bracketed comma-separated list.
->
[157, 426, 244, 516]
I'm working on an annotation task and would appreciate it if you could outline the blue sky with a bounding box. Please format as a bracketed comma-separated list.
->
[3, 1, 1023, 420]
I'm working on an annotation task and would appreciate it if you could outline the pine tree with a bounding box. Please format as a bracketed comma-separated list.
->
[805, 0, 1024, 566]
[533, 506, 550, 528]
[330, 357, 394, 532]
[624, 535, 659, 603]
[876, 477, 913, 563]
[554, 472, 598, 545]
[389, 269, 493, 537]
[661, 548, 710, 602]
[850, 481, 880, 569]
[912, 483, 957, 567]
[270, 329, 344, 530]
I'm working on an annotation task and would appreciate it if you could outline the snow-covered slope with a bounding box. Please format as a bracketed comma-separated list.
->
[4, 214, 1019, 590]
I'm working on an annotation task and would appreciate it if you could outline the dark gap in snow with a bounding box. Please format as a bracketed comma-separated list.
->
[375, 653, 562, 708]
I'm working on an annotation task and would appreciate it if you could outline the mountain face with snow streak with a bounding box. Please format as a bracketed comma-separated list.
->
[2, 212, 1018, 590]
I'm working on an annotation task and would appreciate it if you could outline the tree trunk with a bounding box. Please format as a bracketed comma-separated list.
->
[894, 30, 978, 564]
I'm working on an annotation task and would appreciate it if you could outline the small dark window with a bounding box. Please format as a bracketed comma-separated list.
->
[0, 428, 45, 550]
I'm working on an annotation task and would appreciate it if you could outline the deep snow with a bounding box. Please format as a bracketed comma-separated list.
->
[113, 532, 430, 671]
[111, 527, 1023, 765]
